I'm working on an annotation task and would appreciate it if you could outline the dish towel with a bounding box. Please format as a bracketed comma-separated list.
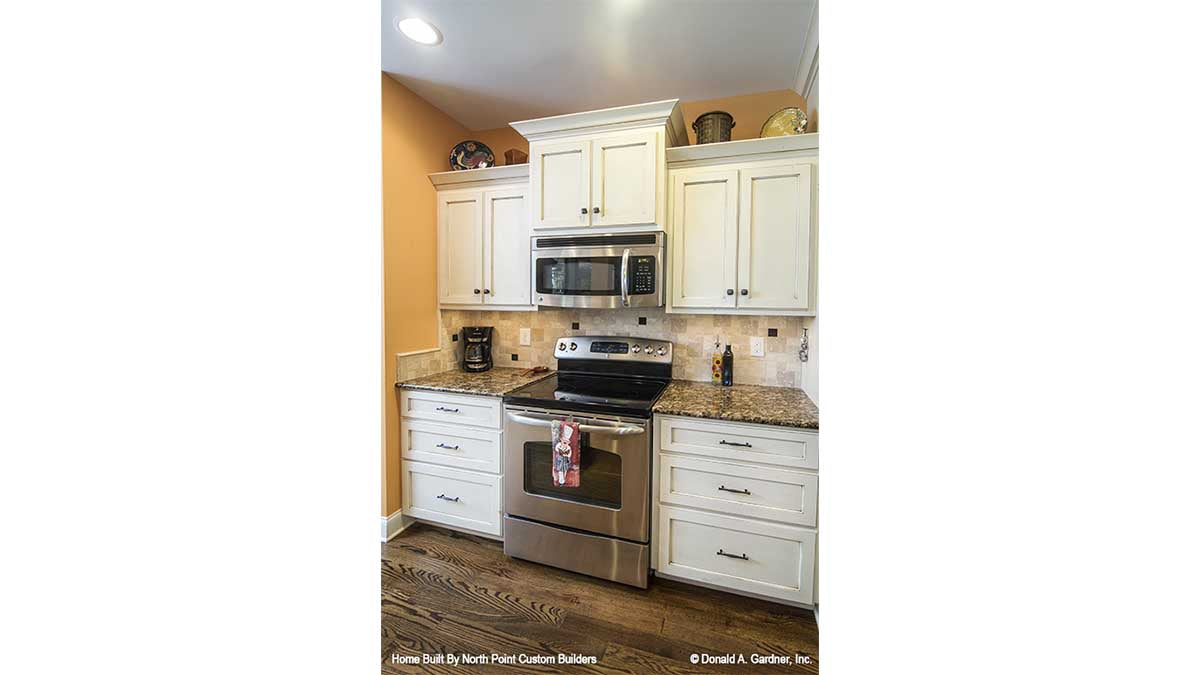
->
[550, 419, 580, 488]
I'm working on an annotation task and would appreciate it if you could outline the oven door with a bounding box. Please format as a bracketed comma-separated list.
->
[531, 244, 663, 309]
[504, 407, 650, 542]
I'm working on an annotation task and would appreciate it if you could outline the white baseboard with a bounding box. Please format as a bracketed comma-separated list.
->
[381, 510, 416, 542]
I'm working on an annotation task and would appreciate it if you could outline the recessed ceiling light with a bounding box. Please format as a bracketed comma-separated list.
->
[395, 17, 442, 46]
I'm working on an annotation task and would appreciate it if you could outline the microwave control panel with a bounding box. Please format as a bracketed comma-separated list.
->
[630, 256, 656, 295]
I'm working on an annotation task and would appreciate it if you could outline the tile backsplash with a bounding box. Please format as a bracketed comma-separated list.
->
[397, 308, 814, 390]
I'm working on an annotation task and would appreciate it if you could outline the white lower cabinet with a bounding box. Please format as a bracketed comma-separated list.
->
[403, 461, 503, 537]
[658, 506, 816, 606]
[653, 413, 818, 606]
[659, 454, 817, 527]
[399, 389, 505, 539]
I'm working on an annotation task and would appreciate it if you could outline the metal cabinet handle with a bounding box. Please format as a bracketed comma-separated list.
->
[719, 439, 752, 448]
[435, 407, 460, 413]
[580, 207, 587, 215]
[740, 289, 749, 296]
[718, 485, 751, 495]
[592, 206, 600, 214]
[436, 494, 460, 502]
[435, 443, 460, 450]
[483, 288, 491, 294]
[473, 289, 480, 294]
[726, 289, 734, 295]
[717, 549, 749, 561]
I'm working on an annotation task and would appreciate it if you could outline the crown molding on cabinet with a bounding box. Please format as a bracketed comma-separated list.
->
[428, 164, 529, 188]
[794, 3, 819, 99]
[666, 133, 818, 165]
[510, 98, 687, 147]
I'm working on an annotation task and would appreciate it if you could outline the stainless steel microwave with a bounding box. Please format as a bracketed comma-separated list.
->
[530, 232, 664, 309]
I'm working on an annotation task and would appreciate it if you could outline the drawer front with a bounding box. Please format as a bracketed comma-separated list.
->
[658, 415, 818, 470]
[659, 455, 817, 527]
[402, 420, 502, 474]
[403, 461, 502, 537]
[658, 506, 815, 605]
[401, 390, 502, 429]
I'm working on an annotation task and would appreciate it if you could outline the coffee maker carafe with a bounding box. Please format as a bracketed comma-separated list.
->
[461, 327, 494, 373]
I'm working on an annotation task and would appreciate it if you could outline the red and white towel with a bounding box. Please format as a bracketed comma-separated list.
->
[551, 419, 580, 488]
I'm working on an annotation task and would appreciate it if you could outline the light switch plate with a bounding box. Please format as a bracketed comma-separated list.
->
[750, 336, 765, 357]
[519, 327, 531, 346]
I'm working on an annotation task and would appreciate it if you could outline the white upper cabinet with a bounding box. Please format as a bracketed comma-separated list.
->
[530, 139, 590, 229]
[512, 99, 685, 235]
[482, 187, 531, 306]
[666, 135, 819, 316]
[429, 165, 535, 311]
[670, 168, 739, 309]
[437, 191, 483, 305]
[737, 162, 814, 311]
[591, 130, 657, 228]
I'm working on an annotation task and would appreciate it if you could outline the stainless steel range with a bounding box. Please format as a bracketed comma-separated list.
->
[502, 335, 673, 588]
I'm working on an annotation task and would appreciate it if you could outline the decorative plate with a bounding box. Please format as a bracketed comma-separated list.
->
[759, 107, 809, 138]
[449, 140, 495, 171]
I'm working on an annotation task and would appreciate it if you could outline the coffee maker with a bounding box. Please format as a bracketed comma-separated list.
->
[461, 327, 494, 373]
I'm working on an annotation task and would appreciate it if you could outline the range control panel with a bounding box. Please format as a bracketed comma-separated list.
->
[554, 336, 673, 362]
[629, 256, 656, 295]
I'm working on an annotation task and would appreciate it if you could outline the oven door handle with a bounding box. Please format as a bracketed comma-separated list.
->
[620, 248, 630, 307]
[506, 411, 645, 436]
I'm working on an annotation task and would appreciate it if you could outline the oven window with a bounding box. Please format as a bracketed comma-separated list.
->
[522, 438, 621, 509]
[535, 256, 621, 296]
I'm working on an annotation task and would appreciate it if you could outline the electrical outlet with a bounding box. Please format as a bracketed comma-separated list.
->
[750, 337, 765, 357]
[519, 327, 531, 346]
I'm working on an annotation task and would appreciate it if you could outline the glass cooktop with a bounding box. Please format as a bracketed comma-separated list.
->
[503, 373, 669, 418]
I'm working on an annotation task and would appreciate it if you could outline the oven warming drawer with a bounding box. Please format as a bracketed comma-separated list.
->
[503, 515, 649, 588]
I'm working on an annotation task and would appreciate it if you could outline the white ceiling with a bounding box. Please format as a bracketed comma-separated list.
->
[382, 0, 816, 130]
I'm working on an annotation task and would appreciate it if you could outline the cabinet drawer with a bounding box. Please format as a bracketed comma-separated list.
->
[402, 420, 502, 474]
[659, 455, 817, 527]
[658, 506, 815, 605]
[402, 461, 502, 537]
[400, 390, 502, 429]
[658, 416, 818, 470]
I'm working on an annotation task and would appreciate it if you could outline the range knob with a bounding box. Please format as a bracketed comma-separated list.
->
[657, 347, 666, 356]
[569, 342, 578, 351]
[644, 345, 654, 354]
[557, 342, 566, 351]
[631, 345, 641, 353]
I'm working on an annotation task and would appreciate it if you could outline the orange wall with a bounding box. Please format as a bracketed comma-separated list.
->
[381, 74, 471, 516]
[680, 89, 808, 144]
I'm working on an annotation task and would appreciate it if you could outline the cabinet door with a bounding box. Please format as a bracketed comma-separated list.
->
[736, 162, 815, 310]
[482, 187, 530, 306]
[437, 190, 483, 305]
[591, 130, 657, 227]
[530, 139, 590, 229]
[670, 168, 739, 308]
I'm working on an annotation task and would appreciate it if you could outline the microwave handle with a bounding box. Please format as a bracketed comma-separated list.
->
[620, 248, 631, 307]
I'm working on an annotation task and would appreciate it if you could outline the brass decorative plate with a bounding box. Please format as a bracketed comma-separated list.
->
[759, 107, 809, 137]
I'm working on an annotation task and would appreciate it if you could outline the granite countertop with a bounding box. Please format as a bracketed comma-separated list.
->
[652, 380, 819, 430]
[396, 367, 555, 397]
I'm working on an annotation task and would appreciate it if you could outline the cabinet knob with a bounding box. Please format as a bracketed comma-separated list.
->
[483, 288, 490, 294]
[726, 289, 734, 295]
[592, 207, 600, 214]
[473, 289, 481, 294]
[740, 289, 748, 296]
[580, 207, 587, 215]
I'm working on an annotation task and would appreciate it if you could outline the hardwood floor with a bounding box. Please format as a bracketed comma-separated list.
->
[381, 523, 818, 674]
